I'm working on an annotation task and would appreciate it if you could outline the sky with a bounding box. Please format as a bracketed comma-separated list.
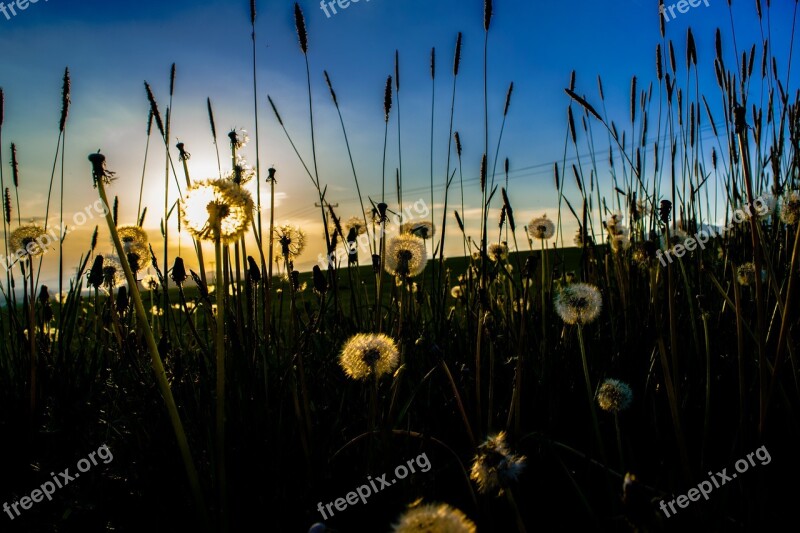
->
[0, 0, 796, 291]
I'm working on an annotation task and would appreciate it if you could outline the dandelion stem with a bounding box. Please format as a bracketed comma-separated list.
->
[576, 324, 606, 463]
[214, 234, 228, 533]
[95, 175, 207, 524]
[614, 413, 624, 471]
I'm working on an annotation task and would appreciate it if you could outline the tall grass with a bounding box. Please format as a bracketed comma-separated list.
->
[0, 1, 798, 532]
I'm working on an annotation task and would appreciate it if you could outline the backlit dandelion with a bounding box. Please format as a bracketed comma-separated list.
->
[780, 190, 800, 225]
[116, 224, 151, 269]
[102, 255, 126, 289]
[737, 262, 756, 286]
[469, 432, 526, 496]
[610, 234, 630, 253]
[228, 128, 249, 149]
[180, 178, 253, 243]
[9, 224, 47, 260]
[605, 212, 628, 236]
[141, 274, 159, 291]
[392, 501, 476, 533]
[528, 214, 555, 240]
[597, 379, 633, 413]
[554, 282, 602, 325]
[344, 216, 368, 236]
[401, 221, 435, 240]
[385, 234, 427, 278]
[228, 155, 256, 185]
[273, 225, 307, 259]
[631, 246, 649, 267]
[338, 333, 399, 381]
[661, 228, 689, 251]
[488, 242, 509, 262]
[573, 228, 593, 247]
[750, 194, 776, 217]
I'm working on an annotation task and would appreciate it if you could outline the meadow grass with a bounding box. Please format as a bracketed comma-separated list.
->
[1, 1, 799, 532]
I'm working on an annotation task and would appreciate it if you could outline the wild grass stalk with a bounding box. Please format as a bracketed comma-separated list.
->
[137, 110, 154, 221]
[207, 98, 223, 179]
[438, 33, 462, 297]
[249, 0, 264, 274]
[429, 47, 436, 275]
[57, 68, 70, 311]
[323, 71, 372, 256]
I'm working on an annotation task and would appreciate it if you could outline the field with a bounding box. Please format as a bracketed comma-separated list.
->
[1, 1, 799, 532]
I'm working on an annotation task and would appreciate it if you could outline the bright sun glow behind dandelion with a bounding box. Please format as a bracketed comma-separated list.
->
[180, 178, 253, 243]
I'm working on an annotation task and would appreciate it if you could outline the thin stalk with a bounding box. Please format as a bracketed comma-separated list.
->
[576, 324, 606, 462]
[614, 413, 624, 471]
[440, 360, 476, 447]
[214, 235, 227, 532]
[736, 126, 766, 434]
[701, 312, 712, 469]
[95, 173, 206, 522]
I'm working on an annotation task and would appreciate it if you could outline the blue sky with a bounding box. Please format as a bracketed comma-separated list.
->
[0, 0, 796, 288]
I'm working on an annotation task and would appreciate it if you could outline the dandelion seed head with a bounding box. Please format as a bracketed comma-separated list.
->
[610, 234, 631, 253]
[488, 242, 509, 262]
[469, 432, 526, 496]
[392, 501, 476, 533]
[227, 155, 256, 185]
[344, 216, 368, 236]
[101, 255, 126, 289]
[528, 214, 555, 240]
[228, 128, 249, 149]
[631, 246, 649, 267]
[273, 224, 307, 259]
[660, 228, 689, 250]
[780, 191, 800, 225]
[597, 379, 633, 413]
[605, 212, 628, 235]
[141, 274, 159, 291]
[554, 282, 602, 325]
[737, 262, 756, 286]
[401, 221, 435, 240]
[9, 224, 47, 260]
[573, 228, 593, 247]
[116, 225, 151, 269]
[180, 179, 253, 243]
[338, 333, 400, 381]
[386, 234, 427, 278]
